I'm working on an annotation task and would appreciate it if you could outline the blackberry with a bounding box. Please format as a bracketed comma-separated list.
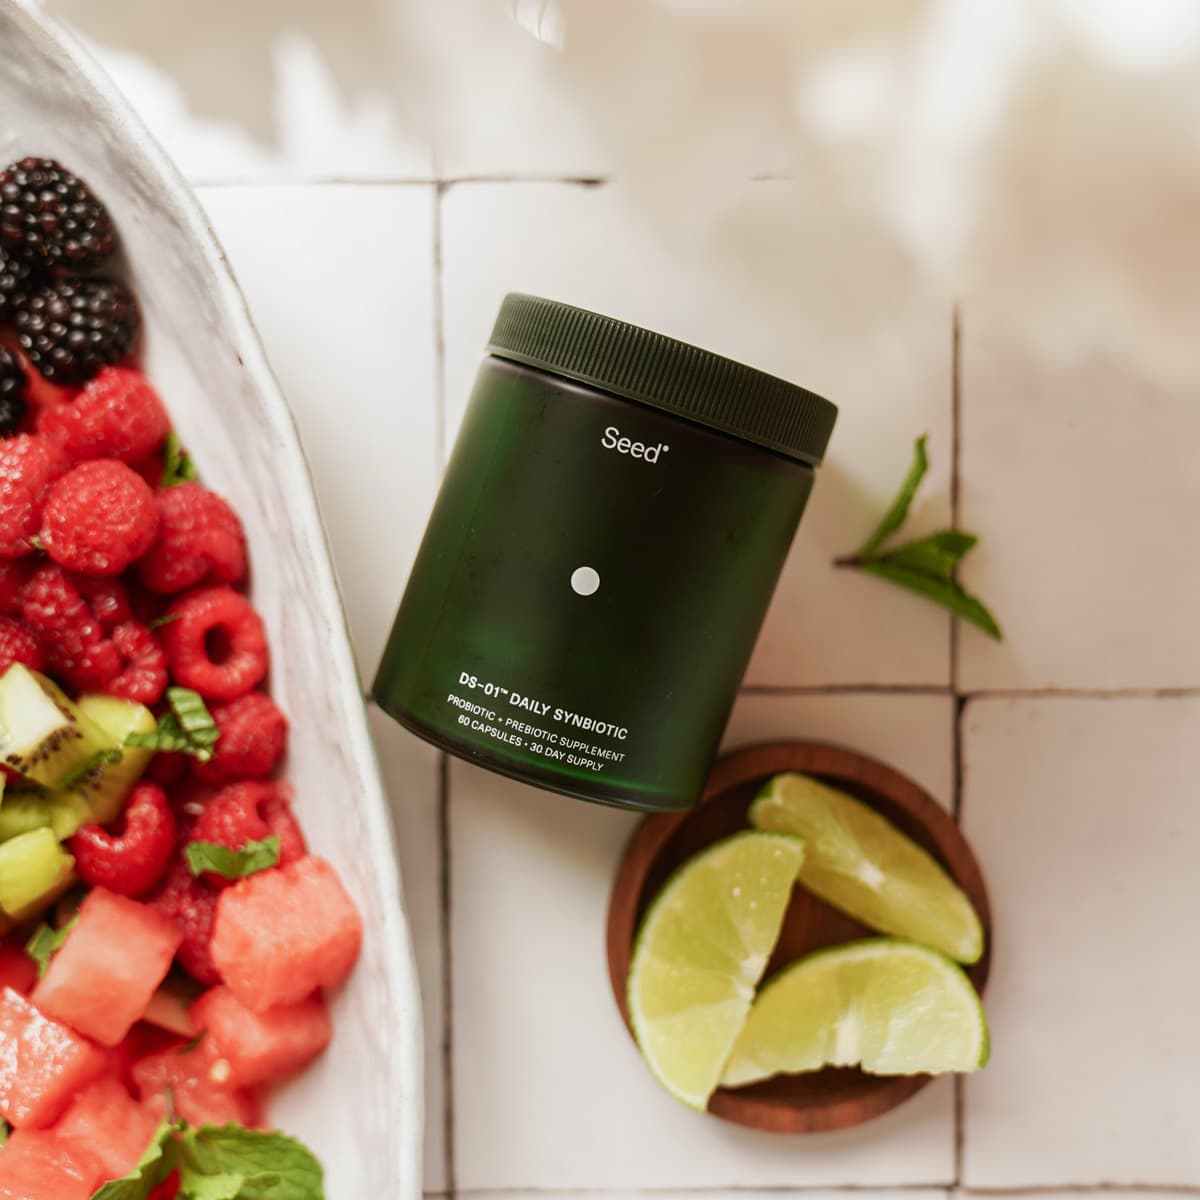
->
[15, 276, 140, 385]
[0, 242, 37, 319]
[0, 156, 116, 271]
[0, 347, 27, 435]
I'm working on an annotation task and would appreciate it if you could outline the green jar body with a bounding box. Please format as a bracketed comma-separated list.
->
[373, 357, 814, 812]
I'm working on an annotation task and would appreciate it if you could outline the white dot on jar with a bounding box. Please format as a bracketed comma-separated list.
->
[571, 566, 600, 596]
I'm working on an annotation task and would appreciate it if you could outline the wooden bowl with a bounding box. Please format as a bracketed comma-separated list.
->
[606, 741, 992, 1134]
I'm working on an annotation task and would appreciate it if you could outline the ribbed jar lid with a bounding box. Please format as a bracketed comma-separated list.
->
[487, 293, 837, 466]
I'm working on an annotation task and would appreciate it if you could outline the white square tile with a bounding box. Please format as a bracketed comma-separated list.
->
[450, 692, 957, 1191]
[440, 182, 954, 689]
[200, 184, 439, 686]
[367, 708, 447, 1192]
[961, 697, 1200, 1186]
[722, 691, 955, 805]
[958, 312, 1200, 689]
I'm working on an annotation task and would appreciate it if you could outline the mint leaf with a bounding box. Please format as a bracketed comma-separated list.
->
[179, 1125, 324, 1200]
[57, 747, 124, 793]
[178, 1171, 246, 1200]
[127, 688, 220, 762]
[26, 915, 79, 979]
[91, 1119, 181, 1200]
[186, 838, 280, 882]
[878, 530, 977, 581]
[856, 434, 928, 558]
[0, 1118, 9, 1147]
[860, 561, 1002, 639]
[149, 612, 182, 630]
[162, 433, 199, 488]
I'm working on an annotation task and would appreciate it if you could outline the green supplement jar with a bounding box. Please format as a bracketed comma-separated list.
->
[373, 294, 836, 812]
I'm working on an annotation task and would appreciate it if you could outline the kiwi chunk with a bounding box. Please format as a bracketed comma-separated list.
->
[70, 695, 156, 823]
[0, 828, 75, 917]
[0, 666, 108, 788]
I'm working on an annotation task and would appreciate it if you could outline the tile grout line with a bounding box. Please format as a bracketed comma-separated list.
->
[431, 179, 458, 1200]
[950, 302, 967, 1186]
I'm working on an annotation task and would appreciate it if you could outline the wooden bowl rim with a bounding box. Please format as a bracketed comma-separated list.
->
[605, 739, 993, 1134]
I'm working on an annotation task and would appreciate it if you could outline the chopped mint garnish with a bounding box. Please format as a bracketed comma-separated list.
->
[57, 747, 124, 792]
[178, 1125, 324, 1200]
[150, 611, 182, 630]
[26, 915, 79, 979]
[127, 687, 220, 761]
[162, 432, 199, 488]
[0, 1117, 9, 1147]
[27, 534, 44, 552]
[186, 837, 280, 882]
[835, 435, 1002, 640]
[91, 1120, 182, 1200]
[87, 1123, 325, 1200]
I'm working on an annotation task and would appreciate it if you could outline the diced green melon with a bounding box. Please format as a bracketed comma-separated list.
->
[0, 829, 74, 917]
[69, 695, 157, 824]
[0, 667, 107, 789]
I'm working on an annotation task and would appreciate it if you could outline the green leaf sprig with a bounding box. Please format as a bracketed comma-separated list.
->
[835, 435, 1002, 639]
[26, 915, 79, 979]
[90, 1122, 325, 1200]
[186, 837, 280, 883]
[126, 687, 221, 762]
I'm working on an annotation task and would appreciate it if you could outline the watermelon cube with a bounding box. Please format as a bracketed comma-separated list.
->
[32, 888, 182, 1046]
[54, 1076, 160, 1181]
[191, 985, 332, 1087]
[211, 856, 362, 1011]
[0, 1130, 104, 1200]
[0, 987, 105, 1128]
[133, 1042, 261, 1130]
[0, 940, 35, 995]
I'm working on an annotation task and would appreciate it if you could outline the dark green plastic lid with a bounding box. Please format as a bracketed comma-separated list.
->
[487, 293, 837, 466]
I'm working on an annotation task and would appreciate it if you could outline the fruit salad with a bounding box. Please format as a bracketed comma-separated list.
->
[0, 158, 363, 1199]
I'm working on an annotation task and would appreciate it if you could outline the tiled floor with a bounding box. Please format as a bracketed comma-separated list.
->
[200, 179, 1200, 1197]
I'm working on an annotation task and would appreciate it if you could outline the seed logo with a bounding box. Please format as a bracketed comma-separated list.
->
[601, 425, 670, 463]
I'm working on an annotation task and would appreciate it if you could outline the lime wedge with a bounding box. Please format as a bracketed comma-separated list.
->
[627, 831, 804, 1110]
[721, 938, 988, 1087]
[750, 773, 983, 963]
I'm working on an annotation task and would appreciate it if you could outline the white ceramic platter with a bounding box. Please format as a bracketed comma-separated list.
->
[0, 3, 423, 1196]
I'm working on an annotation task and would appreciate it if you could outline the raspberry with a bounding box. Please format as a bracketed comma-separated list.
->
[193, 693, 288, 786]
[20, 563, 121, 690]
[70, 783, 178, 898]
[189, 781, 305, 888]
[0, 433, 67, 557]
[162, 587, 267, 701]
[261, 784, 307, 867]
[137, 483, 247, 595]
[0, 614, 43, 674]
[105, 620, 168, 705]
[148, 858, 221, 985]
[0, 560, 31, 614]
[40, 459, 159, 576]
[73, 575, 133, 629]
[36, 366, 170, 465]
